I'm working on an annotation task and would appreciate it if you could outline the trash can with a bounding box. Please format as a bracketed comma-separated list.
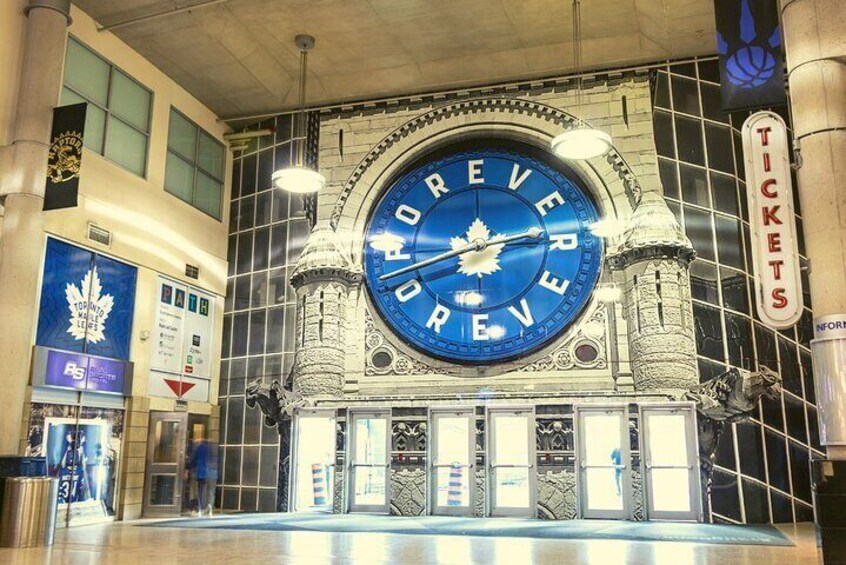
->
[0, 477, 59, 547]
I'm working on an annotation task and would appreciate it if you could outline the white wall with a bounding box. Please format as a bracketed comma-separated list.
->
[42, 5, 232, 409]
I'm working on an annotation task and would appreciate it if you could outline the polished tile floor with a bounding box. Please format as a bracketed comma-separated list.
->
[0, 520, 822, 564]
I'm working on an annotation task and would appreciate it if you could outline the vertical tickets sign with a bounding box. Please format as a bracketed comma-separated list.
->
[150, 276, 215, 401]
[741, 111, 802, 328]
[44, 103, 86, 211]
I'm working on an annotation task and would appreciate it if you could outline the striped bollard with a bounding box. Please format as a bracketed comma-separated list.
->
[447, 463, 464, 506]
[311, 463, 326, 506]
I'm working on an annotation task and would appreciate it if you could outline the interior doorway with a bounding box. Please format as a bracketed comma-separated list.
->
[347, 409, 391, 513]
[640, 403, 702, 521]
[429, 407, 475, 516]
[486, 406, 536, 518]
[143, 411, 187, 517]
[575, 405, 631, 519]
[291, 408, 337, 512]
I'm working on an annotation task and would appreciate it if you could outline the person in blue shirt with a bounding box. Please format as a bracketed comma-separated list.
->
[610, 447, 622, 497]
[190, 435, 219, 517]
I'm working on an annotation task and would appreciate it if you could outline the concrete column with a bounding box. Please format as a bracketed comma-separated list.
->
[781, 0, 846, 459]
[0, 0, 70, 454]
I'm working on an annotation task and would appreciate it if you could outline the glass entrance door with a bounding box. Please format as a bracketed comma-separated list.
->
[291, 409, 336, 512]
[641, 404, 702, 521]
[143, 411, 187, 517]
[348, 409, 391, 513]
[576, 405, 631, 519]
[487, 407, 536, 517]
[429, 407, 475, 516]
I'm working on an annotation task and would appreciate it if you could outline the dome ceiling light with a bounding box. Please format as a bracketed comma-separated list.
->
[272, 34, 326, 194]
[551, 0, 613, 161]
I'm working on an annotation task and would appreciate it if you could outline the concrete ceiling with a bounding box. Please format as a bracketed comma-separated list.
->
[72, 0, 718, 120]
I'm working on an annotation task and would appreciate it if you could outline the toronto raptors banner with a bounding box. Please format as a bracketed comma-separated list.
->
[741, 111, 802, 329]
[44, 102, 86, 211]
[714, 0, 786, 111]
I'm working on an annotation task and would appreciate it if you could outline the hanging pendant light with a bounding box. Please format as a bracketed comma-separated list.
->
[272, 34, 326, 194]
[551, 0, 612, 161]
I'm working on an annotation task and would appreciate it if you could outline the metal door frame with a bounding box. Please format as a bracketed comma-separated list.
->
[486, 405, 536, 518]
[346, 408, 392, 514]
[142, 411, 188, 517]
[574, 404, 632, 520]
[428, 406, 476, 517]
[290, 407, 337, 512]
[639, 402, 703, 522]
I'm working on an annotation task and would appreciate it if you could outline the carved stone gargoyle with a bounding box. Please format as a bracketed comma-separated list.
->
[682, 366, 782, 511]
[245, 378, 311, 429]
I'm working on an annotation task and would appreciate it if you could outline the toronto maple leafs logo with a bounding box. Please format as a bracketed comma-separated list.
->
[65, 267, 114, 343]
[450, 219, 506, 278]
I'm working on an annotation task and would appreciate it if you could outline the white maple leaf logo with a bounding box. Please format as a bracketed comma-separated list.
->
[65, 267, 114, 344]
[450, 218, 506, 278]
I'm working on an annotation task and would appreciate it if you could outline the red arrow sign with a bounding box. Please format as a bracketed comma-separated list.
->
[164, 378, 195, 398]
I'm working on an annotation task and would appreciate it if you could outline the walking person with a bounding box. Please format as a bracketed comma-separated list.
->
[190, 434, 218, 517]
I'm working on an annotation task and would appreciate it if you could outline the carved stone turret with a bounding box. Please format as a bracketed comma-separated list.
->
[609, 191, 697, 393]
[290, 223, 362, 398]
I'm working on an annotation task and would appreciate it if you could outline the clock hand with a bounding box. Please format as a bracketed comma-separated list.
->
[378, 227, 544, 281]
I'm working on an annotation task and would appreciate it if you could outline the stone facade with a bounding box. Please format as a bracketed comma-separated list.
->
[280, 72, 703, 521]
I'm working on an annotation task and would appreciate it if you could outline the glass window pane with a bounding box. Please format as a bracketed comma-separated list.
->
[494, 468, 530, 508]
[683, 206, 715, 261]
[658, 158, 679, 200]
[653, 110, 675, 159]
[725, 311, 754, 370]
[109, 70, 150, 131]
[693, 302, 724, 361]
[493, 415, 529, 465]
[354, 467, 386, 506]
[690, 260, 719, 303]
[583, 414, 622, 466]
[242, 446, 259, 486]
[256, 190, 272, 227]
[232, 312, 249, 357]
[250, 271, 268, 309]
[168, 110, 197, 159]
[436, 466, 471, 508]
[164, 151, 194, 203]
[195, 171, 222, 219]
[647, 414, 688, 466]
[700, 82, 729, 124]
[198, 131, 224, 180]
[253, 227, 270, 271]
[585, 466, 624, 511]
[266, 307, 285, 353]
[680, 163, 709, 207]
[64, 39, 109, 107]
[61, 89, 106, 154]
[650, 469, 691, 512]
[671, 75, 700, 116]
[715, 215, 745, 269]
[706, 123, 735, 174]
[721, 267, 749, 314]
[653, 71, 671, 110]
[675, 115, 705, 166]
[435, 416, 470, 465]
[104, 117, 146, 176]
[260, 445, 279, 487]
[268, 268, 287, 306]
[711, 172, 739, 215]
[249, 310, 266, 355]
[353, 417, 387, 464]
[153, 420, 180, 463]
[83, 100, 106, 154]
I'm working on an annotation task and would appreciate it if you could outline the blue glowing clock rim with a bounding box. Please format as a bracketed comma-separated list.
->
[363, 146, 603, 365]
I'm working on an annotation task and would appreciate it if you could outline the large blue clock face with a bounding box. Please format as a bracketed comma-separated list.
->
[364, 147, 602, 365]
